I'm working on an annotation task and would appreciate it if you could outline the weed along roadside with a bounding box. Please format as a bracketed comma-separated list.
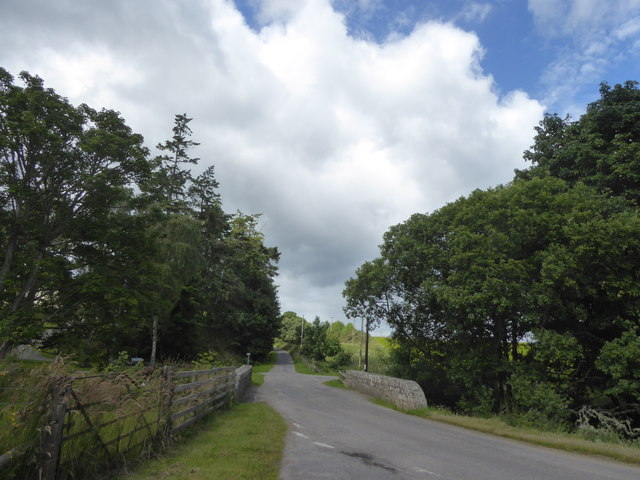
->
[250, 351, 278, 386]
[325, 375, 640, 466]
[0, 359, 269, 480]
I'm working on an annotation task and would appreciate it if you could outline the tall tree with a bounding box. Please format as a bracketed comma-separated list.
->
[0, 68, 149, 356]
[347, 178, 640, 413]
[213, 213, 281, 360]
[518, 81, 640, 204]
[144, 113, 200, 213]
[276, 311, 308, 345]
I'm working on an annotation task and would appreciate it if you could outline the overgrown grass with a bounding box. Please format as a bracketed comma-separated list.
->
[369, 399, 640, 465]
[119, 402, 287, 480]
[1, 357, 241, 478]
[325, 378, 640, 465]
[251, 351, 277, 386]
[415, 408, 640, 465]
[0, 358, 69, 473]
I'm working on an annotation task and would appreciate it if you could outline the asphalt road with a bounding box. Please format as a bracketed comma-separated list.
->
[252, 349, 640, 480]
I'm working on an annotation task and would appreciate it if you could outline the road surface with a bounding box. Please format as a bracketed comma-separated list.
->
[251, 349, 640, 480]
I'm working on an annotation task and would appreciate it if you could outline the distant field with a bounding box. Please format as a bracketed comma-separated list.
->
[341, 336, 392, 374]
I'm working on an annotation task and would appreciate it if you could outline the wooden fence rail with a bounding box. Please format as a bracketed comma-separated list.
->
[1, 365, 240, 480]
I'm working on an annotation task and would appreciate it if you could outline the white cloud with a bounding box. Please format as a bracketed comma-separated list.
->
[457, 2, 493, 24]
[528, 0, 640, 113]
[616, 17, 640, 40]
[0, 0, 543, 328]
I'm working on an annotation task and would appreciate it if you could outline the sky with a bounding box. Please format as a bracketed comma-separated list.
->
[2, 0, 640, 335]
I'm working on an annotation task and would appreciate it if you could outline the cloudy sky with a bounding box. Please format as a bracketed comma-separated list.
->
[2, 0, 640, 334]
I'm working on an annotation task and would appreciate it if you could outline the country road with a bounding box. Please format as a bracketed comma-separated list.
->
[252, 349, 640, 480]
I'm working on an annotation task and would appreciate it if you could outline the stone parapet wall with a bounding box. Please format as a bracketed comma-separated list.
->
[235, 365, 252, 400]
[342, 370, 427, 410]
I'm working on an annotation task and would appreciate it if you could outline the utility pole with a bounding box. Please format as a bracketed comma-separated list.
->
[359, 317, 364, 368]
[300, 315, 305, 349]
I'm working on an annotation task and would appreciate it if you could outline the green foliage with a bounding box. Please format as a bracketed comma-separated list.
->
[275, 311, 307, 346]
[519, 81, 640, 205]
[345, 80, 640, 428]
[343, 258, 388, 338]
[0, 67, 281, 365]
[301, 317, 342, 362]
[0, 67, 150, 356]
[596, 329, 640, 402]
[193, 351, 224, 369]
[326, 350, 353, 370]
[508, 373, 571, 429]
[206, 213, 281, 360]
[528, 329, 583, 382]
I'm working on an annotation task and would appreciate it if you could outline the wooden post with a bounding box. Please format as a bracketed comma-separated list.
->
[159, 366, 174, 439]
[39, 376, 69, 480]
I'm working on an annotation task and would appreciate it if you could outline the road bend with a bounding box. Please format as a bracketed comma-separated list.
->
[251, 349, 640, 480]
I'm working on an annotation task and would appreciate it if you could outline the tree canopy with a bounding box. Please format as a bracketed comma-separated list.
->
[344, 80, 640, 428]
[0, 67, 281, 364]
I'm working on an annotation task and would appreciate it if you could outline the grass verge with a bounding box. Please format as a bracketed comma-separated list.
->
[370, 399, 640, 465]
[411, 408, 640, 465]
[325, 381, 640, 466]
[292, 357, 336, 376]
[119, 402, 287, 480]
[251, 351, 277, 386]
[323, 379, 346, 389]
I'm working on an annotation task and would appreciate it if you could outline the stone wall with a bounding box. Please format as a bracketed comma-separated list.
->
[235, 365, 253, 400]
[342, 370, 427, 410]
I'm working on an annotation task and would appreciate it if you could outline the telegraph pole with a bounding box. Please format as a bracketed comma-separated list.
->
[359, 317, 364, 368]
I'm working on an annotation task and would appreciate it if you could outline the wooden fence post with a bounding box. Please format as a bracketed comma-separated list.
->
[39, 375, 69, 480]
[159, 366, 174, 440]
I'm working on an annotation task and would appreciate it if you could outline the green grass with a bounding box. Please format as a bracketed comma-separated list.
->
[251, 351, 277, 386]
[281, 336, 392, 375]
[416, 408, 640, 465]
[326, 373, 640, 466]
[369, 400, 640, 466]
[323, 379, 346, 389]
[119, 402, 287, 480]
[341, 336, 391, 374]
[292, 356, 337, 376]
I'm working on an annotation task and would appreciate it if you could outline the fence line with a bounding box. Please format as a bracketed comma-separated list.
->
[1, 365, 242, 480]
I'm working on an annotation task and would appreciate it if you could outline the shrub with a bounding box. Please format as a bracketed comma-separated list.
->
[508, 372, 571, 430]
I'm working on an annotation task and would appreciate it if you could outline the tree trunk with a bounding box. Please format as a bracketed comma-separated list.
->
[365, 320, 370, 372]
[0, 234, 17, 292]
[151, 315, 158, 368]
[11, 248, 44, 313]
[0, 341, 14, 359]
